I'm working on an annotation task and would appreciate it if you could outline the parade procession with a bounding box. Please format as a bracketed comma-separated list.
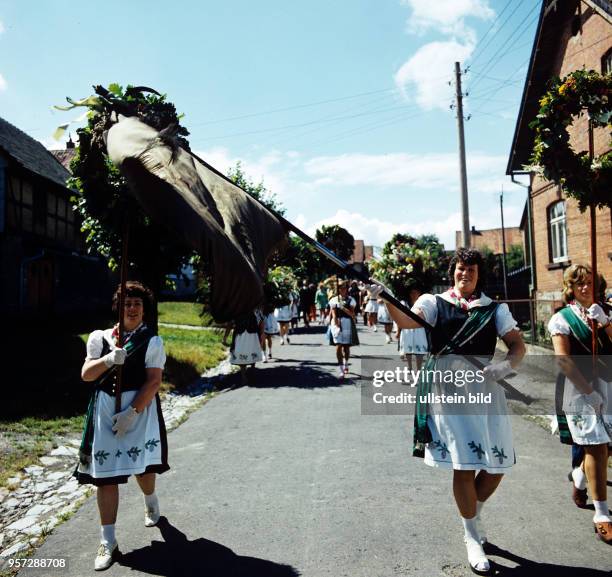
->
[1, 1, 611, 576]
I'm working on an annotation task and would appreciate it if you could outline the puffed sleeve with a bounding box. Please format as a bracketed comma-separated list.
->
[412, 294, 437, 326]
[85, 330, 105, 360]
[495, 303, 518, 337]
[547, 312, 570, 336]
[145, 336, 166, 369]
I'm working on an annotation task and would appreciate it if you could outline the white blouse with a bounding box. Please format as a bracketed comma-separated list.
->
[86, 328, 166, 369]
[412, 292, 518, 337]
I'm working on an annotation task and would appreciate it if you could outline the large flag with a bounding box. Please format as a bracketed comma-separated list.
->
[105, 115, 288, 322]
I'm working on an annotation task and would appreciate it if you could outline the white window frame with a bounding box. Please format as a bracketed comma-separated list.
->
[549, 201, 568, 263]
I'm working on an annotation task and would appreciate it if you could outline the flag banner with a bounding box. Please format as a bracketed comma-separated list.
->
[105, 115, 288, 322]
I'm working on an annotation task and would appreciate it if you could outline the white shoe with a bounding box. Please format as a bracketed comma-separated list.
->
[385, 335, 391, 344]
[373, 326, 378, 332]
[144, 504, 160, 527]
[337, 366, 345, 378]
[262, 352, 268, 363]
[464, 536, 490, 575]
[94, 541, 118, 571]
[280, 338, 285, 345]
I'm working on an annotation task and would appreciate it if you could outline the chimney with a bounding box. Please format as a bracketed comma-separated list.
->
[66, 134, 75, 149]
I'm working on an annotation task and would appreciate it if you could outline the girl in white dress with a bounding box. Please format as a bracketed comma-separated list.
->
[370, 248, 525, 575]
[329, 280, 359, 378]
[399, 288, 429, 373]
[377, 298, 394, 343]
[364, 293, 379, 331]
[548, 264, 612, 544]
[230, 309, 264, 385]
[76, 282, 168, 571]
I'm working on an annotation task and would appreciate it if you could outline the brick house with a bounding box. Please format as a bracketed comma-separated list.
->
[506, 0, 612, 331]
[455, 225, 523, 257]
[0, 118, 111, 327]
[349, 239, 374, 273]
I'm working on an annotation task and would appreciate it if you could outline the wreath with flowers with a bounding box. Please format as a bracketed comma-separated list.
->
[528, 70, 612, 211]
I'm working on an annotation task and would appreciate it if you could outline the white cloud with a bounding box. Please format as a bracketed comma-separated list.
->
[304, 151, 507, 192]
[300, 209, 462, 250]
[192, 146, 524, 249]
[0, 73, 6, 92]
[402, 0, 494, 37]
[395, 0, 494, 110]
[395, 40, 474, 110]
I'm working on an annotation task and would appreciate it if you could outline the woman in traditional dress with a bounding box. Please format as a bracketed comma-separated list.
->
[262, 303, 279, 362]
[230, 309, 265, 385]
[548, 264, 612, 544]
[274, 281, 293, 345]
[329, 280, 360, 378]
[398, 287, 429, 373]
[76, 281, 168, 571]
[364, 292, 379, 331]
[315, 282, 329, 325]
[369, 248, 525, 575]
[377, 297, 394, 343]
[290, 289, 300, 332]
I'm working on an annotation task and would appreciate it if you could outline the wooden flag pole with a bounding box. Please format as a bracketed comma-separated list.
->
[115, 219, 130, 414]
[588, 118, 598, 379]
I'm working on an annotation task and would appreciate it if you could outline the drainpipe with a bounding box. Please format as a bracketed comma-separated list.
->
[511, 171, 536, 344]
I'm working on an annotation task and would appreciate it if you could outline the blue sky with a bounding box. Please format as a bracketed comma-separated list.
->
[0, 0, 541, 249]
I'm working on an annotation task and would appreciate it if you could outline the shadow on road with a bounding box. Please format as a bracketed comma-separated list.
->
[217, 359, 357, 390]
[484, 542, 609, 576]
[119, 517, 300, 577]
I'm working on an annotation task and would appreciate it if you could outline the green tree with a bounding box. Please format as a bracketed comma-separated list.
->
[227, 161, 285, 216]
[370, 233, 449, 300]
[506, 244, 525, 272]
[315, 224, 355, 278]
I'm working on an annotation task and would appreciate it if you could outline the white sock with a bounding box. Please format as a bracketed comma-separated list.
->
[101, 524, 116, 545]
[462, 516, 489, 572]
[593, 500, 611, 523]
[144, 492, 158, 510]
[571, 467, 587, 490]
[475, 500, 487, 544]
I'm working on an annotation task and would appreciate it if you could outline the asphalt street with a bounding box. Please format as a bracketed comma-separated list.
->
[20, 321, 611, 576]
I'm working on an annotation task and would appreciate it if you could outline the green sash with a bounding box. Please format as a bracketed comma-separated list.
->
[555, 307, 597, 446]
[413, 301, 498, 457]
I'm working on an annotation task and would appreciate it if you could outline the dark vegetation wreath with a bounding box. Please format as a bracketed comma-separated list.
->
[528, 69, 612, 211]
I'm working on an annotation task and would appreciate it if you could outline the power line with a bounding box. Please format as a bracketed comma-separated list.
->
[468, 2, 541, 93]
[189, 102, 415, 144]
[468, 0, 520, 67]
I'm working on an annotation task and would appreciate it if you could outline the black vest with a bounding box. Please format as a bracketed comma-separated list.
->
[96, 327, 154, 396]
[429, 296, 498, 358]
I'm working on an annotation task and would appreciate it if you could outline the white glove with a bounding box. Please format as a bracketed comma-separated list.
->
[483, 360, 514, 382]
[365, 280, 393, 299]
[583, 389, 604, 414]
[111, 406, 139, 437]
[102, 348, 127, 368]
[587, 304, 611, 326]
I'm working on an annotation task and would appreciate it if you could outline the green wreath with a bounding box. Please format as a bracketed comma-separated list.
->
[529, 69, 612, 211]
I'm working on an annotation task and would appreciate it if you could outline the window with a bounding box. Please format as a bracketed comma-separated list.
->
[549, 201, 568, 263]
[603, 48, 612, 75]
[6, 172, 79, 244]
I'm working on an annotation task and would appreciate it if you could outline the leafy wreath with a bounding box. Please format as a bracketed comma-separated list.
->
[528, 69, 612, 211]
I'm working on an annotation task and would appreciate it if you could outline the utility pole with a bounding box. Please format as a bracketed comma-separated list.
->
[454, 62, 470, 248]
[500, 186, 508, 300]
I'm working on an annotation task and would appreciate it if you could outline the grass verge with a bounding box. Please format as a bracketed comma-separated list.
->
[1, 322, 227, 487]
[158, 301, 214, 327]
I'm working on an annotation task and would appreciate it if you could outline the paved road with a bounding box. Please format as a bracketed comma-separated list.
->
[21, 322, 610, 576]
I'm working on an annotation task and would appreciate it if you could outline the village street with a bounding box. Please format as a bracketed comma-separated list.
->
[19, 324, 610, 577]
